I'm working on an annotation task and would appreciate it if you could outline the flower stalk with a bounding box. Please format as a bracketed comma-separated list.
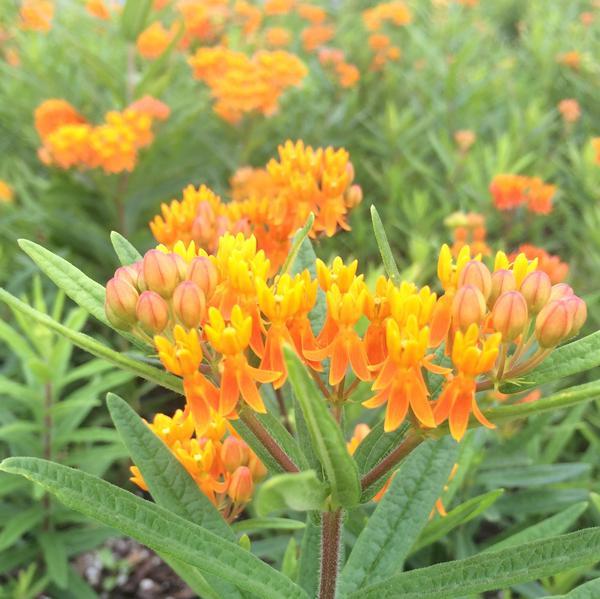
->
[319, 509, 343, 599]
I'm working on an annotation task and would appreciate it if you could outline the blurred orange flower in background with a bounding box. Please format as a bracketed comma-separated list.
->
[510, 245, 569, 284]
[20, 0, 54, 32]
[558, 99, 581, 124]
[490, 174, 556, 214]
[0, 180, 14, 204]
[137, 21, 177, 59]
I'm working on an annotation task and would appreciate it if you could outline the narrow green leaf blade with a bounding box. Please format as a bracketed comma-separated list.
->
[352, 528, 600, 599]
[110, 231, 142, 265]
[339, 436, 458, 595]
[284, 347, 361, 507]
[500, 331, 600, 393]
[552, 577, 600, 598]
[281, 213, 315, 275]
[256, 471, 329, 516]
[371, 205, 401, 284]
[106, 394, 230, 537]
[232, 517, 306, 534]
[0, 457, 308, 599]
[0, 289, 182, 394]
[39, 532, 69, 589]
[411, 489, 504, 554]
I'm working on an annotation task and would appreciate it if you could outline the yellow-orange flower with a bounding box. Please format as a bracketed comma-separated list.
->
[20, 0, 54, 32]
[0, 180, 14, 204]
[363, 1, 412, 31]
[509, 244, 568, 285]
[265, 26, 292, 48]
[557, 51, 581, 69]
[137, 21, 176, 59]
[558, 99, 581, 123]
[490, 174, 556, 214]
[86, 0, 111, 19]
[297, 3, 327, 24]
[301, 24, 335, 52]
[35, 99, 86, 139]
[264, 0, 295, 15]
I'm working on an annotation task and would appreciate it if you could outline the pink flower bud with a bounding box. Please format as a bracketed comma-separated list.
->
[136, 290, 169, 334]
[187, 256, 218, 298]
[549, 283, 574, 301]
[115, 264, 140, 288]
[492, 291, 529, 341]
[172, 281, 206, 329]
[564, 295, 587, 336]
[345, 184, 363, 208]
[459, 260, 492, 300]
[142, 250, 181, 298]
[221, 437, 249, 473]
[535, 299, 574, 348]
[228, 466, 253, 503]
[489, 269, 517, 307]
[452, 284, 486, 331]
[520, 271, 552, 314]
[105, 277, 139, 329]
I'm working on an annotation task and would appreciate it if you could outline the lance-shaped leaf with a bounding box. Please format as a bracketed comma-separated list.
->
[0, 458, 308, 599]
[256, 471, 330, 516]
[110, 231, 142, 265]
[353, 420, 410, 476]
[120, 0, 153, 40]
[232, 518, 306, 534]
[0, 288, 182, 394]
[106, 394, 243, 599]
[351, 528, 600, 599]
[338, 436, 458, 595]
[554, 577, 600, 598]
[371, 205, 401, 284]
[411, 489, 505, 554]
[281, 214, 315, 275]
[284, 347, 361, 508]
[500, 331, 600, 394]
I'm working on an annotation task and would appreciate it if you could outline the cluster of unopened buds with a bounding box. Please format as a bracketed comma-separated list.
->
[490, 174, 556, 215]
[150, 140, 362, 273]
[34, 96, 169, 173]
[129, 408, 266, 520]
[105, 230, 587, 477]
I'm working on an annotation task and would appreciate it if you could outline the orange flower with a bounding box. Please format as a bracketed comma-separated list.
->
[205, 305, 280, 416]
[0, 180, 14, 204]
[557, 51, 581, 69]
[509, 244, 568, 284]
[20, 0, 54, 32]
[35, 99, 86, 139]
[490, 174, 556, 214]
[39, 124, 94, 169]
[558, 99, 581, 123]
[335, 62, 360, 88]
[454, 129, 476, 153]
[233, 1, 263, 35]
[347, 423, 371, 455]
[445, 212, 490, 258]
[301, 24, 335, 52]
[592, 138, 600, 164]
[363, 1, 412, 31]
[434, 324, 501, 441]
[86, 0, 111, 19]
[128, 95, 171, 121]
[297, 3, 327, 24]
[264, 0, 295, 15]
[137, 21, 176, 59]
[265, 26, 292, 48]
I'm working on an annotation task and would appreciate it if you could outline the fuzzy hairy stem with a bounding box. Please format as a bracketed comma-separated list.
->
[319, 509, 343, 599]
[239, 409, 299, 473]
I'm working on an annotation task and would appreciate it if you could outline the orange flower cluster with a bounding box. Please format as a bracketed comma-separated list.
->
[490, 174, 556, 214]
[509, 244, 569, 284]
[34, 97, 169, 173]
[445, 212, 491, 257]
[368, 33, 401, 70]
[137, 21, 177, 59]
[363, 1, 412, 31]
[86, 0, 113, 20]
[592, 137, 600, 164]
[265, 26, 292, 48]
[188, 46, 307, 123]
[130, 408, 266, 520]
[20, 0, 54, 32]
[301, 24, 335, 52]
[106, 237, 586, 444]
[150, 140, 362, 271]
[177, 0, 230, 45]
[318, 49, 361, 88]
[557, 51, 582, 70]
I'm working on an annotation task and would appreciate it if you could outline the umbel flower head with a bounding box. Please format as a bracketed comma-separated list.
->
[130, 408, 266, 521]
[490, 174, 556, 215]
[106, 236, 586, 445]
[150, 140, 362, 272]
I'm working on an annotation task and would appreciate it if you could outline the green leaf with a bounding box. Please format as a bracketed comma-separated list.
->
[39, 532, 69, 589]
[18, 239, 108, 327]
[483, 380, 600, 427]
[282, 537, 298, 581]
[284, 347, 361, 508]
[371, 205, 401, 284]
[411, 489, 504, 554]
[120, 0, 153, 41]
[232, 408, 308, 474]
[256, 471, 330, 516]
[0, 506, 43, 551]
[297, 513, 321, 598]
[477, 463, 591, 488]
[106, 394, 230, 537]
[338, 437, 458, 595]
[552, 577, 600, 598]
[232, 518, 306, 534]
[352, 528, 600, 599]
[281, 214, 315, 275]
[0, 457, 308, 599]
[0, 288, 183, 394]
[110, 231, 142, 265]
[500, 331, 600, 393]
[484, 502, 588, 553]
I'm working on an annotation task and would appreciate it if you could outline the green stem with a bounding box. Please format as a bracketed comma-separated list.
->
[319, 509, 343, 599]
[42, 382, 53, 531]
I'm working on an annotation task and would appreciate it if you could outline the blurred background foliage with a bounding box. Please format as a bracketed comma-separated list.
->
[0, 0, 599, 596]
